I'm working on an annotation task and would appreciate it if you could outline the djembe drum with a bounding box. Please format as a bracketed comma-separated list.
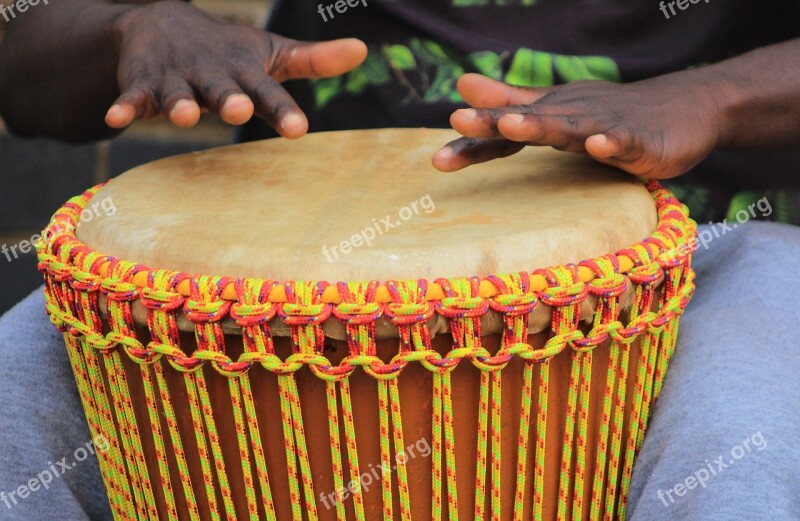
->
[37, 129, 696, 521]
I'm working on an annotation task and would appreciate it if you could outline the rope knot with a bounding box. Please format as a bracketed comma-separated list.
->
[69, 270, 102, 292]
[628, 262, 663, 286]
[140, 287, 185, 312]
[183, 298, 231, 323]
[384, 302, 434, 325]
[230, 302, 277, 326]
[279, 303, 332, 326]
[101, 280, 139, 302]
[539, 282, 587, 307]
[489, 292, 539, 316]
[333, 302, 382, 325]
[588, 274, 628, 298]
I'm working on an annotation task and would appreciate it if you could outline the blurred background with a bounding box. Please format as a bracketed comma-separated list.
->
[0, 1, 273, 314]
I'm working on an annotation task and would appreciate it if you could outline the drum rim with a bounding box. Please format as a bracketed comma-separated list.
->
[36, 180, 696, 305]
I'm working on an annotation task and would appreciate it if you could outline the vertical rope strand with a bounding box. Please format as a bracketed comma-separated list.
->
[442, 371, 459, 520]
[590, 340, 621, 520]
[139, 364, 179, 520]
[556, 349, 581, 520]
[513, 362, 534, 521]
[389, 379, 412, 520]
[378, 380, 394, 521]
[63, 334, 130, 519]
[474, 370, 490, 520]
[184, 371, 221, 520]
[603, 339, 632, 521]
[326, 381, 348, 521]
[637, 329, 664, 450]
[154, 362, 200, 521]
[432, 372, 444, 521]
[82, 338, 148, 520]
[277, 374, 303, 521]
[340, 379, 366, 520]
[195, 370, 236, 518]
[228, 378, 260, 520]
[105, 352, 159, 520]
[617, 331, 655, 520]
[490, 371, 503, 521]
[571, 350, 593, 521]
[285, 375, 319, 520]
[239, 375, 277, 520]
[533, 360, 550, 521]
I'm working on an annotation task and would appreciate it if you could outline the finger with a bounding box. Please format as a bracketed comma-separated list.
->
[193, 74, 254, 125]
[432, 137, 525, 172]
[160, 77, 201, 128]
[457, 73, 552, 108]
[105, 85, 158, 129]
[450, 104, 551, 139]
[585, 131, 657, 176]
[270, 36, 368, 82]
[238, 71, 308, 138]
[497, 112, 594, 152]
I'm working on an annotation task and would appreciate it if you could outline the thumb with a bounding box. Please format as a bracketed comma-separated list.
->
[269, 36, 368, 82]
[457, 73, 552, 108]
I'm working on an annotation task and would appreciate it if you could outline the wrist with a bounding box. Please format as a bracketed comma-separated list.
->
[113, 1, 209, 41]
[696, 70, 745, 150]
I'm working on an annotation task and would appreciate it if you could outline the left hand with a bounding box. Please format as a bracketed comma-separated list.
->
[433, 72, 725, 179]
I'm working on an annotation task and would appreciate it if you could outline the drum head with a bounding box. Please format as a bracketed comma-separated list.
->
[77, 128, 657, 281]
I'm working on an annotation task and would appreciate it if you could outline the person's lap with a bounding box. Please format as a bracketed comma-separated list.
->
[627, 221, 800, 520]
[0, 284, 110, 519]
[1, 222, 797, 520]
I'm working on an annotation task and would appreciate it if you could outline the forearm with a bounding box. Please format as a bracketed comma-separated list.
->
[700, 38, 800, 150]
[0, 1, 149, 142]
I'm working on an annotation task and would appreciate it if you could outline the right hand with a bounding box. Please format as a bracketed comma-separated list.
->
[106, 1, 367, 137]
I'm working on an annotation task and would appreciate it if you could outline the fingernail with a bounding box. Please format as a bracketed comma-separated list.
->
[434, 147, 453, 162]
[504, 114, 525, 125]
[280, 113, 305, 131]
[456, 108, 477, 120]
[590, 134, 608, 147]
[171, 99, 192, 116]
[224, 94, 252, 110]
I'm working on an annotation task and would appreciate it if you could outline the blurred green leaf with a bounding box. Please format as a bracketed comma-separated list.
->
[312, 77, 342, 109]
[424, 64, 464, 102]
[410, 38, 453, 66]
[506, 49, 553, 87]
[555, 55, 621, 83]
[345, 68, 369, 95]
[581, 56, 622, 82]
[468, 51, 503, 79]
[383, 44, 417, 70]
[553, 55, 592, 83]
[360, 52, 391, 83]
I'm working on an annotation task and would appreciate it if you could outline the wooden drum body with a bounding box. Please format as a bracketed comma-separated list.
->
[37, 129, 696, 520]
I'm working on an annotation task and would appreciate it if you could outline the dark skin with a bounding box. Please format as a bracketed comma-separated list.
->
[0, 0, 367, 142]
[0, 1, 799, 178]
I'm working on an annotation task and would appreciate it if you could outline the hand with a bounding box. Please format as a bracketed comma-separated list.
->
[433, 72, 725, 179]
[106, 1, 367, 137]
